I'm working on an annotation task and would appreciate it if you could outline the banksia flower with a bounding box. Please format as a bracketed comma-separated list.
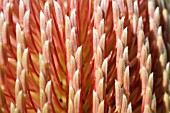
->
[0, 0, 170, 113]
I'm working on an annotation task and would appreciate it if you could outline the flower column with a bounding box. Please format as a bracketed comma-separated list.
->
[65, 6, 83, 113]
[92, 3, 108, 112]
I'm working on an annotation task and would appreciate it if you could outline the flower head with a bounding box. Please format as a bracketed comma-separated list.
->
[0, 0, 170, 113]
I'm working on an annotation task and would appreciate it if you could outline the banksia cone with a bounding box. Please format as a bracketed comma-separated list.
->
[0, 0, 170, 113]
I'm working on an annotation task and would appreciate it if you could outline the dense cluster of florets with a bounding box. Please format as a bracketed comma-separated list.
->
[0, 0, 170, 113]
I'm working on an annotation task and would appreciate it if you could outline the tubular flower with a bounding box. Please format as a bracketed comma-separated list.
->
[0, 0, 170, 113]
